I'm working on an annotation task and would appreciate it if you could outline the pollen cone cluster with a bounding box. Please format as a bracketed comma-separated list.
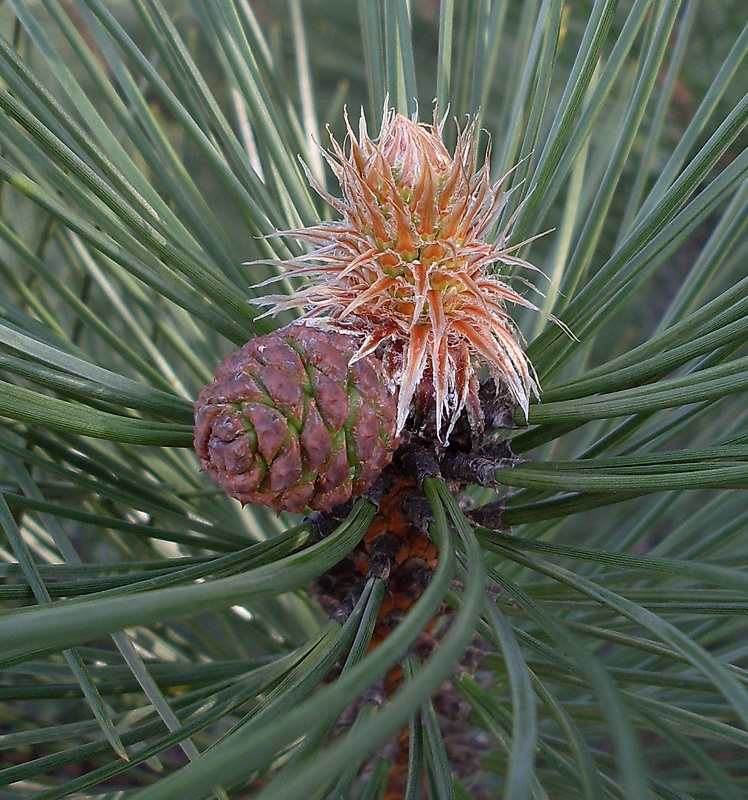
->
[194, 321, 398, 514]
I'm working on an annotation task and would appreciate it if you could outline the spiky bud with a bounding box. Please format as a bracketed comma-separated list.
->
[254, 108, 566, 443]
[194, 321, 399, 514]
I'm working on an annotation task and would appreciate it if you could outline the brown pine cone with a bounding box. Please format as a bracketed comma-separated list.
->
[194, 321, 400, 514]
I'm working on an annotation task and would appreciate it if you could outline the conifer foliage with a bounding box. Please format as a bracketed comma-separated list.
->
[0, 1, 747, 799]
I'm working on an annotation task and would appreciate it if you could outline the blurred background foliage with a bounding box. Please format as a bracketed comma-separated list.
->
[0, 0, 747, 798]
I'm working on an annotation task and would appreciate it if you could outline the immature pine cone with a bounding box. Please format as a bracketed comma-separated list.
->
[194, 321, 399, 514]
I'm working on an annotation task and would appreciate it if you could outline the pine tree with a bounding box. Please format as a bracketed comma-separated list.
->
[0, 2, 747, 798]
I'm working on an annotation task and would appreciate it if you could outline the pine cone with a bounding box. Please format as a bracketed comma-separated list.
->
[194, 321, 399, 514]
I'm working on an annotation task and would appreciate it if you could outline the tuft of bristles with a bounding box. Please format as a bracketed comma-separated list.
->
[254, 107, 560, 443]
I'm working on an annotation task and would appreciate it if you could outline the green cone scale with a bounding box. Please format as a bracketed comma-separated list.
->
[194, 321, 399, 513]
